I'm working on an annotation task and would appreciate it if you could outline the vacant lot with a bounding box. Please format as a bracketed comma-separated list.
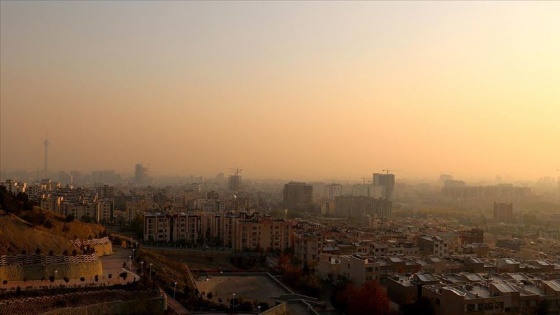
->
[195, 274, 291, 306]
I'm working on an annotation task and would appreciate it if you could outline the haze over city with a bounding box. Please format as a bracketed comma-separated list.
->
[1, 1, 559, 182]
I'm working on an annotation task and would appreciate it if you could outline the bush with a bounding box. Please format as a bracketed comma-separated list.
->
[65, 214, 75, 222]
[43, 219, 53, 229]
[120, 272, 128, 280]
[80, 277, 85, 282]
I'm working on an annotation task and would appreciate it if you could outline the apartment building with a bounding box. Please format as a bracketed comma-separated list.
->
[233, 216, 292, 252]
[418, 235, 449, 257]
[294, 231, 323, 266]
[333, 195, 392, 218]
[317, 254, 421, 286]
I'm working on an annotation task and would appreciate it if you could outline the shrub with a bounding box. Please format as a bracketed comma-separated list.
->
[120, 272, 128, 280]
[43, 219, 53, 229]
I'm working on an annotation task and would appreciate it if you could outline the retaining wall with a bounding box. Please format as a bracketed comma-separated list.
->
[42, 297, 166, 315]
[0, 260, 102, 281]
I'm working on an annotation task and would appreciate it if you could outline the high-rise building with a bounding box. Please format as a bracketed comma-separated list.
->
[283, 182, 313, 209]
[135, 164, 148, 186]
[325, 183, 342, 200]
[228, 168, 242, 191]
[43, 138, 49, 179]
[373, 173, 395, 200]
[228, 174, 241, 191]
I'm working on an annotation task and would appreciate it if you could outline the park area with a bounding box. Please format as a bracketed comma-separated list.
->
[194, 274, 291, 307]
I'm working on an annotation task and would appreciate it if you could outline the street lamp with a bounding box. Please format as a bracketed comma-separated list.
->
[232, 293, 236, 309]
[128, 255, 132, 270]
[140, 261, 144, 274]
[54, 270, 58, 281]
[258, 305, 261, 314]
[132, 248, 135, 260]
[173, 282, 177, 299]
[149, 263, 153, 280]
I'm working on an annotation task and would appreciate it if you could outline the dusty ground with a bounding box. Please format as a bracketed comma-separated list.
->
[194, 274, 290, 306]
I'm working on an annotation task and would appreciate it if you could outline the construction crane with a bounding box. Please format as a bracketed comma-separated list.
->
[382, 169, 399, 174]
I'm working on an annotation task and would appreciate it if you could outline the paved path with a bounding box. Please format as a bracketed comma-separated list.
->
[166, 293, 191, 315]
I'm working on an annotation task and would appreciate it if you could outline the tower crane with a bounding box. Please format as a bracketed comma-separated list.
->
[382, 169, 399, 174]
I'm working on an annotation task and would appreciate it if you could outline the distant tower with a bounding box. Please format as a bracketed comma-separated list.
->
[43, 138, 49, 179]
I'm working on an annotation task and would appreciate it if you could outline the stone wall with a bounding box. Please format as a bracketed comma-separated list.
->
[91, 243, 112, 257]
[261, 303, 287, 315]
[72, 237, 113, 257]
[0, 260, 102, 281]
[42, 297, 166, 315]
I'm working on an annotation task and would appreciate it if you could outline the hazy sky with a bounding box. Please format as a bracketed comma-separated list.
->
[1, 1, 559, 182]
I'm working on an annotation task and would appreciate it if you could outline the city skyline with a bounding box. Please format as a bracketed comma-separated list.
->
[1, 1, 559, 182]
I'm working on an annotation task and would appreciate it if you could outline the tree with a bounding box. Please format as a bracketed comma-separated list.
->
[81, 215, 93, 223]
[65, 214, 75, 222]
[349, 281, 390, 315]
[130, 214, 144, 240]
[335, 281, 390, 315]
[537, 300, 549, 315]
[80, 277, 85, 282]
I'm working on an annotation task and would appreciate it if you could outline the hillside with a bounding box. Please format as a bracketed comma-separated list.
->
[0, 209, 107, 256]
